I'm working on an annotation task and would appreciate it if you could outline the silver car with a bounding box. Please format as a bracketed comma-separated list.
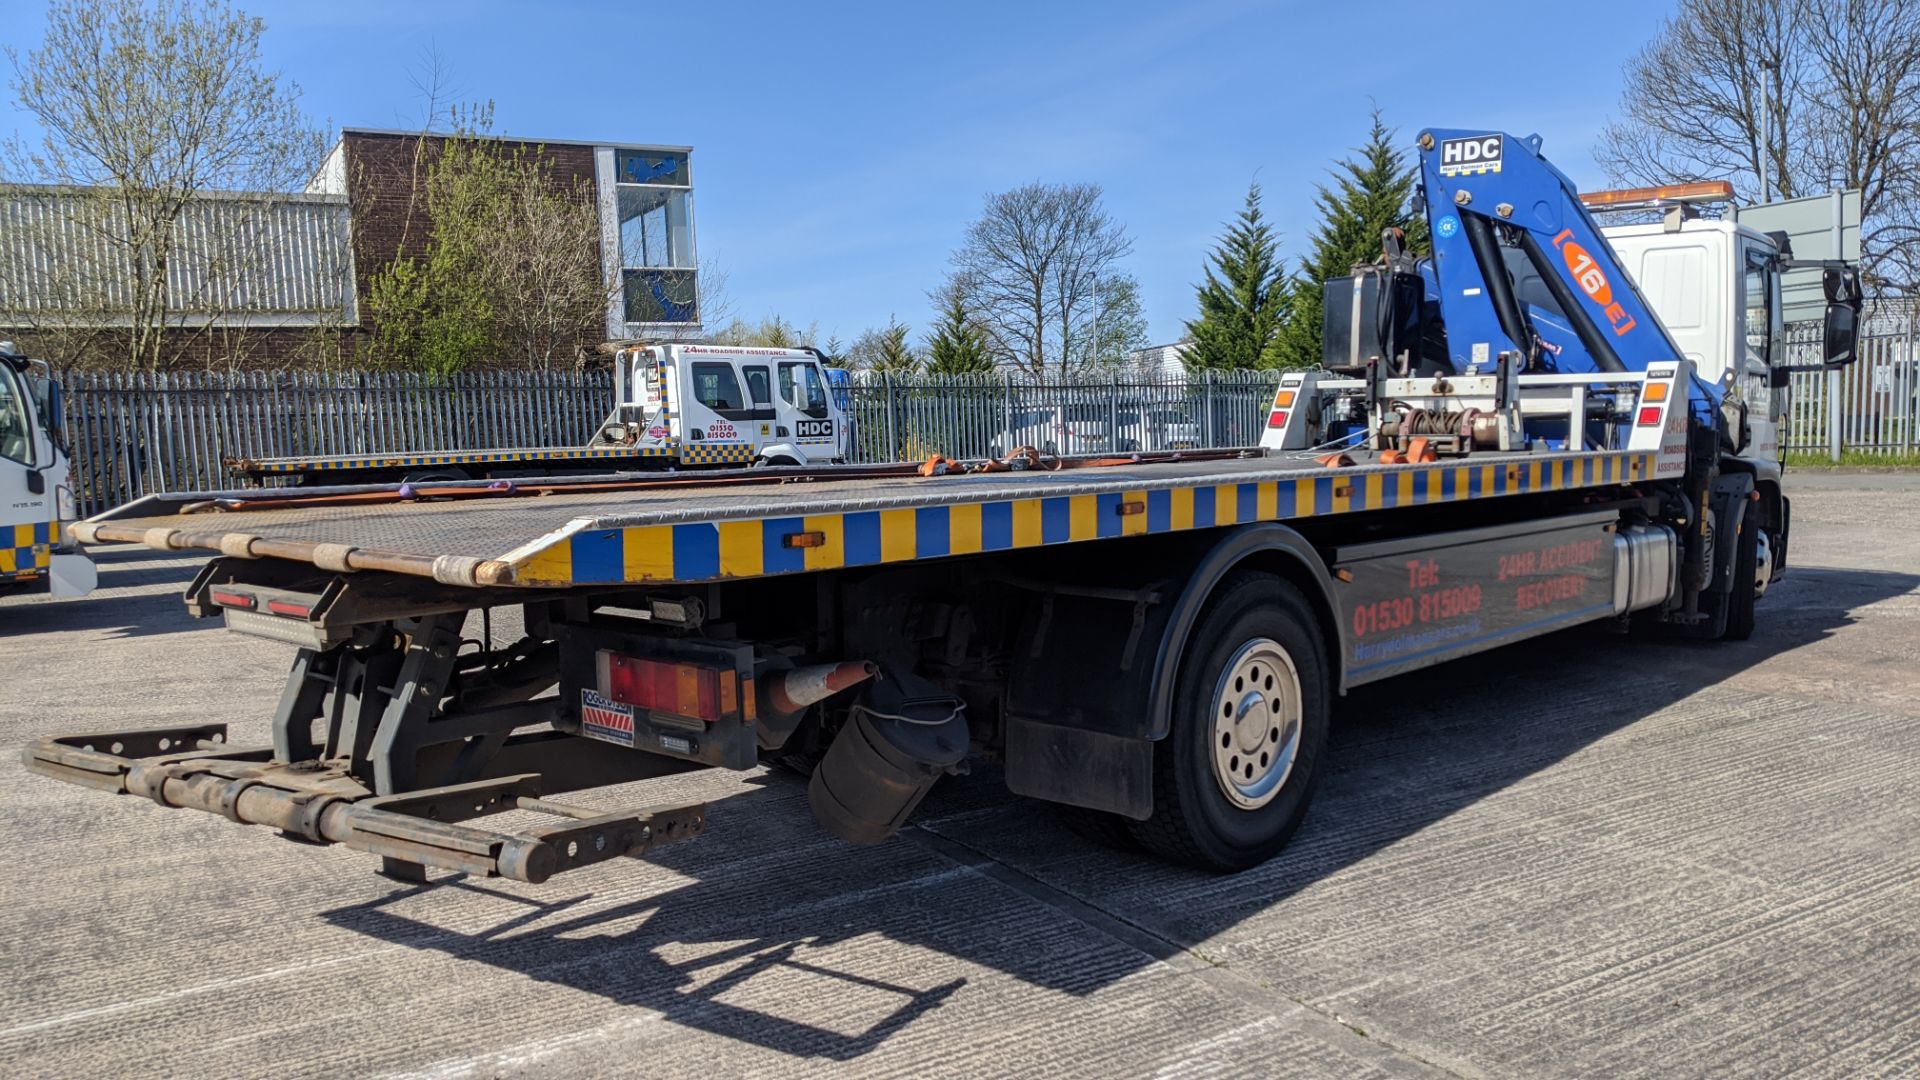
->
[991, 403, 1117, 456]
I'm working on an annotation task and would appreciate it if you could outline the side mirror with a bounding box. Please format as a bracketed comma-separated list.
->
[1820, 266, 1864, 368]
[1821, 301, 1859, 367]
[44, 379, 65, 445]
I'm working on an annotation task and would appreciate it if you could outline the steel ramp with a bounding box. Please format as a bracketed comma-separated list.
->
[23, 727, 705, 884]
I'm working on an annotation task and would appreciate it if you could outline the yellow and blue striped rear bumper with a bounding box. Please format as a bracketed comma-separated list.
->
[513, 452, 1655, 588]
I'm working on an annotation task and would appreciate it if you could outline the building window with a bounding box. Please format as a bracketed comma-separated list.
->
[615, 149, 697, 326]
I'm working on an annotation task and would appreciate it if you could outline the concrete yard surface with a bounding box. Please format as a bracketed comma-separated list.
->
[1, 472, 1916, 1078]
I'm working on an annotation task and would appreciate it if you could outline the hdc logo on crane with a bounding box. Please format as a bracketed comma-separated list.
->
[1552, 229, 1638, 337]
[1439, 136, 1503, 176]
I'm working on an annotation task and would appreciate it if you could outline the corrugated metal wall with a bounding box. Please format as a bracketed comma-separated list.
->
[0, 189, 354, 323]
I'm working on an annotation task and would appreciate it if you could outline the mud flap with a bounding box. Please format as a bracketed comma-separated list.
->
[1003, 717, 1153, 820]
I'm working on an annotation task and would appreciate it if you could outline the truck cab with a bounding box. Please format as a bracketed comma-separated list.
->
[0, 344, 94, 598]
[606, 344, 850, 467]
[1603, 218, 1790, 468]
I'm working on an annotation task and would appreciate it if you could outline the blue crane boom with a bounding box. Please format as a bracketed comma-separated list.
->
[1414, 128, 1716, 410]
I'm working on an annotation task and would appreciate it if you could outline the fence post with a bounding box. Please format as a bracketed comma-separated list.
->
[1908, 303, 1918, 453]
[1003, 371, 1014, 453]
[1203, 370, 1215, 447]
[1827, 367, 1842, 463]
[883, 370, 899, 461]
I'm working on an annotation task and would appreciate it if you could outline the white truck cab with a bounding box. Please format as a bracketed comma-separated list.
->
[1603, 218, 1790, 470]
[606, 344, 850, 467]
[0, 344, 94, 598]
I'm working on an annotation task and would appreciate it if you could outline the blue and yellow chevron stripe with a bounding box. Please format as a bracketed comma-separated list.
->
[511, 451, 1657, 588]
[0, 520, 55, 579]
[678, 443, 756, 466]
[249, 446, 680, 474]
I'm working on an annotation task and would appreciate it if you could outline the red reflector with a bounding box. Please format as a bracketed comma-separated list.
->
[604, 653, 724, 722]
[1267, 410, 1290, 429]
[210, 589, 255, 610]
[266, 598, 313, 619]
[1637, 406, 1663, 426]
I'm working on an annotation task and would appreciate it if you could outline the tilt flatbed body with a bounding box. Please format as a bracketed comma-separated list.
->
[24, 126, 1864, 886]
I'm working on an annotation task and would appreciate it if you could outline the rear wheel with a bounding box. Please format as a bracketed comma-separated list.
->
[1129, 571, 1329, 871]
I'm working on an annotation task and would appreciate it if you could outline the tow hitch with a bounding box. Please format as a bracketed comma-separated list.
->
[23, 725, 705, 884]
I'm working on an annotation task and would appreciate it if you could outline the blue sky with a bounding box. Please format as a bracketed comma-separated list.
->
[2, 0, 1675, 346]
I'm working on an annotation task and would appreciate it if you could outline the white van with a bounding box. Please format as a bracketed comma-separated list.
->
[0, 344, 93, 598]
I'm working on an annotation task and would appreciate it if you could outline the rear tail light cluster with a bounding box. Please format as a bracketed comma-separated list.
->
[208, 588, 317, 619]
[1638, 381, 1670, 426]
[601, 652, 733, 724]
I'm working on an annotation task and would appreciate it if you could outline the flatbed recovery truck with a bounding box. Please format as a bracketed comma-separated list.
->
[225, 344, 856, 486]
[24, 129, 1863, 882]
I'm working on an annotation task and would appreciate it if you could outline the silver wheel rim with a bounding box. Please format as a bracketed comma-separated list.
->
[1209, 637, 1303, 810]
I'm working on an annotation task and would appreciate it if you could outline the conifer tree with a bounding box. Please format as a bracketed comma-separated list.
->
[872, 317, 920, 374]
[1271, 111, 1429, 370]
[1184, 180, 1288, 371]
[925, 292, 996, 374]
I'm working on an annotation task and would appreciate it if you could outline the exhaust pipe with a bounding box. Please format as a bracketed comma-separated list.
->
[756, 660, 879, 749]
[763, 661, 878, 717]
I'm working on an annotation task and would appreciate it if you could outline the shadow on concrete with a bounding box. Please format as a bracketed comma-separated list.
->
[317, 564, 1915, 1061]
[0, 550, 207, 639]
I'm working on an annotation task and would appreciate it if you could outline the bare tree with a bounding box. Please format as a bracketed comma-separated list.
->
[948, 182, 1132, 375]
[1599, 0, 1920, 292]
[475, 151, 613, 368]
[2, 0, 326, 368]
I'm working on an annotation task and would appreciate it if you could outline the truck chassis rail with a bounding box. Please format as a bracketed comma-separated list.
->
[23, 725, 705, 884]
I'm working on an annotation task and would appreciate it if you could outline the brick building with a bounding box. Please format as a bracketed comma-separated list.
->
[0, 129, 700, 368]
[309, 129, 701, 339]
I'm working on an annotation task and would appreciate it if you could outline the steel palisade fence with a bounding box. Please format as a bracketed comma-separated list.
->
[840, 370, 1277, 464]
[60, 369, 614, 516]
[54, 324, 1920, 516]
[1782, 302, 1920, 460]
[56, 367, 1284, 515]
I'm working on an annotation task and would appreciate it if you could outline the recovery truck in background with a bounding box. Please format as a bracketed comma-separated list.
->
[0, 343, 94, 599]
[24, 128, 1862, 885]
[226, 344, 854, 485]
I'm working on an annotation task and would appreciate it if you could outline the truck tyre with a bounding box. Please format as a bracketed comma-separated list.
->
[1723, 507, 1760, 641]
[1129, 570, 1329, 871]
